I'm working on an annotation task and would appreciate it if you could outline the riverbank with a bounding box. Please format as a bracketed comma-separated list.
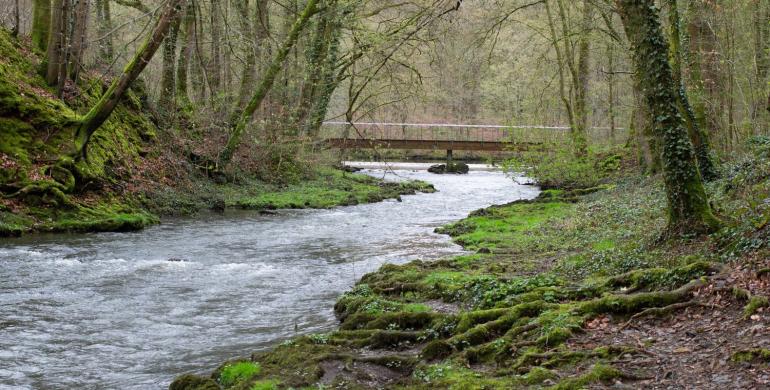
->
[0, 30, 433, 237]
[171, 146, 770, 389]
[0, 168, 434, 236]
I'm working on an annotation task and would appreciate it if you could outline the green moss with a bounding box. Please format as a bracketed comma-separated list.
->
[219, 361, 261, 388]
[730, 349, 770, 363]
[548, 363, 622, 390]
[168, 374, 219, 390]
[743, 296, 769, 318]
[249, 379, 279, 390]
[229, 169, 434, 210]
[522, 366, 557, 385]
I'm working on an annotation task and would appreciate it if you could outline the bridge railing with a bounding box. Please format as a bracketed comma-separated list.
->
[320, 122, 627, 147]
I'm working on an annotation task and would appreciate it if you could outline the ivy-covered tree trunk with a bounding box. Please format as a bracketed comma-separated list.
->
[305, 6, 342, 138]
[32, 0, 51, 51]
[667, 0, 717, 180]
[74, 0, 188, 159]
[294, 10, 330, 132]
[615, 0, 720, 234]
[218, 0, 318, 167]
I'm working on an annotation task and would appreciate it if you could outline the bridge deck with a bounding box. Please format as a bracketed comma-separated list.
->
[325, 138, 531, 151]
[320, 122, 626, 151]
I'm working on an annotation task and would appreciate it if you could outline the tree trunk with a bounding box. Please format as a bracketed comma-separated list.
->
[234, 0, 255, 110]
[295, 7, 331, 132]
[32, 0, 51, 51]
[95, 0, 114, 63]
[208, 0, 222, 105]
[74, 0, 188, 158]
[218, 0, 318, 167]
[12, 0, 20, 36]
[686, 0, 723, 149]
[159, 6, 182, 119]
[754, 0, 770, 130]
[45, 0, 66, 88]
[607, 43, 616, 141]
[67, 0, 89, 83]
[667, 0, 717, 180]
[573, 0, 592, 155]
[615, 0, 720, 234]
[176, 2, 195, 109]
[306, 4, 342, 138]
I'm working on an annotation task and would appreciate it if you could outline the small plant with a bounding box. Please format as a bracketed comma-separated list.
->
[219, 361, 261, 388]
[308, 333, 330, 344]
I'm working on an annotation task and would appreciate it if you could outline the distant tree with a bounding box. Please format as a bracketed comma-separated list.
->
[615, 0, 720, 234]
[218, 0, 320, 167]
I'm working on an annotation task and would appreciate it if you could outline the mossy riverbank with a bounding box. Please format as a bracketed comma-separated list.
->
[0, 29, 433, 237]
[171, 146, 770, 389]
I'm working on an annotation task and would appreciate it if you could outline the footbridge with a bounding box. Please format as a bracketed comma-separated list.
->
[320, 122, 624, 155]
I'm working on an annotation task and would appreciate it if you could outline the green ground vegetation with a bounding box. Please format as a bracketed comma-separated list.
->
[171, 142, 770, 389]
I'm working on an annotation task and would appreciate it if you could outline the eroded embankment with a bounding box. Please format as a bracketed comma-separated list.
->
[171, 150, 770, 390]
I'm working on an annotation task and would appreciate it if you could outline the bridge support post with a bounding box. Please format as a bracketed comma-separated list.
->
[446, 149, 453, 165]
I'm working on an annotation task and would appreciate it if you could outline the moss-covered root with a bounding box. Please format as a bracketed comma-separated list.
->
[731, 287, 770, 318]
[730, 349, 770, 364]
[743, 296, 769, 318]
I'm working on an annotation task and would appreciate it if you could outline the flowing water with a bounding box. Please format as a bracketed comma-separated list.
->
[0, 163, 538, 389]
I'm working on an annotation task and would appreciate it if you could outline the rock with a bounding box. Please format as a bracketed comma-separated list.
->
[169, 374, 219, 390]
[447, 162, 469, 174]
[428, 162, 469, 174]
[337, 164, 362, 173]
[428, 164, 446, 174]
[210, 198, 225, 213]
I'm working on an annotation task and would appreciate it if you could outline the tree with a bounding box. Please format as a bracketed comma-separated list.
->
[667, 0, 717, 180]
[159, 4, 183, 119]
[31, 0, 51, 51]
[218, 0, 319, 167]
[74, 0, 189, 158]
[544, 0, 592, 156]
[45, 0, 67, 92]
[615, 0, 720, 234]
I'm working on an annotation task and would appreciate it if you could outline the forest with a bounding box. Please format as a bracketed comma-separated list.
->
[0, 0, 769, 388]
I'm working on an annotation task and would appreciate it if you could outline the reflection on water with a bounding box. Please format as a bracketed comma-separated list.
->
[0, 164, 538, 389]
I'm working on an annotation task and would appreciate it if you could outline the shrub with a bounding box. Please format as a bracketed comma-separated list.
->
[503, 143, 621, 189]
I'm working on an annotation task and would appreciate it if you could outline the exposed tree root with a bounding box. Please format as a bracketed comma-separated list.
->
[619, 300, 704, 329]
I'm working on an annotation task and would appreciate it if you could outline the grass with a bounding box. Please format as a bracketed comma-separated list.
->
[219, 361, 261, 388]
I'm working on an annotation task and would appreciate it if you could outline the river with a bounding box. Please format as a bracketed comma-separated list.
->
[0, 163, 538, 389]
